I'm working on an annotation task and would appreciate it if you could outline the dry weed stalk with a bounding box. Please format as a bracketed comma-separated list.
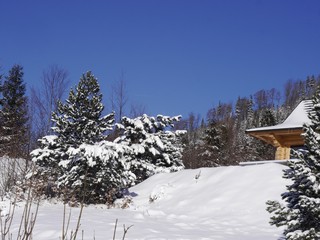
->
[61, 201, 85, 240]
[16, 192, 40, 240]
[0, 197, 17, 240]
[0, 179, 40, 240]
[112, 219, 133, 240]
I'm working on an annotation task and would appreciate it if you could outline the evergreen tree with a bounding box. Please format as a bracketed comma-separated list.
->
[30, 135, 62, 197]
[115, 114, 185, 183]
[200, 120, 222, 166]
[0, 65, 29, 158]
[51, 71, 114, 146]
[32, 71, 119, 203]
[58, 141, 135, 204]
[255, 108, 276, 160]
[203, 102, 236, 165]
[306, 75, 316, 98]
[234, 97, 258, 162]
[260, 108, 276, 127]
[267, 94, 320, 239]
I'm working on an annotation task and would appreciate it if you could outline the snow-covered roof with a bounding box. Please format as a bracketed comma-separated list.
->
[246, 100, 313, 133]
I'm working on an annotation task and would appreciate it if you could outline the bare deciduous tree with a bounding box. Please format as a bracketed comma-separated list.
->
[30, 65, 69, 139]
[110, 71, 128, 122]
[129, 103, 147, 118]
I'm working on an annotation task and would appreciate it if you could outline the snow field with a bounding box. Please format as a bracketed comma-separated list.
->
[1, 163, 289, 239]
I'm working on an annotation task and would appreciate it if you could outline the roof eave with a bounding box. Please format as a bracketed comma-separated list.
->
[245, 126, 303, 134]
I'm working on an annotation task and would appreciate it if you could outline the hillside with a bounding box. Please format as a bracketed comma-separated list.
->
[1, 163, 289, 239]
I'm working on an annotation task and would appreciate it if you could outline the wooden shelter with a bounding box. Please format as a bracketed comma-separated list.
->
[246, 100, 312, 160]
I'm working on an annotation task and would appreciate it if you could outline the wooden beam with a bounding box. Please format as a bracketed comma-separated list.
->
[247, 128, 304, 148]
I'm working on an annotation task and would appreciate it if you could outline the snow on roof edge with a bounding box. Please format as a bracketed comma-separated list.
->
[246, 100, 312, 133]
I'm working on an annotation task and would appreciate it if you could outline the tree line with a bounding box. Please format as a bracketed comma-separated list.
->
[180, 75, 320, 168]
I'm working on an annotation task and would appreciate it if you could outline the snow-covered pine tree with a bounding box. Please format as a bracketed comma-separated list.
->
[0, 65, 29, 158]
[200, 120, 222, 166]
[30, 135, 63, 197]
[51, 71, 114, 146]
[260, 108, 276, 127]
[234, 97, 258, 162]
[266, 94, 320, 239]
[115, 114, 185, 183]
[32, 71, 122, 203]
[255, 108, 276, 160]
[58, 141, 135, 204]
[306, 75, 316, 98]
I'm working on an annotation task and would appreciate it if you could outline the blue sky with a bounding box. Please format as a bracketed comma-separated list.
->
[1, 0, 320, 119]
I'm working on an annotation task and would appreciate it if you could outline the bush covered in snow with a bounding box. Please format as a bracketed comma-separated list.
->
[115, 114, 186, 184]
[58, 141, 136, 204]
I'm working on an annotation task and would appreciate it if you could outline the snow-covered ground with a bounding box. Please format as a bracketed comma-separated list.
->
[1, 163, 289, 240]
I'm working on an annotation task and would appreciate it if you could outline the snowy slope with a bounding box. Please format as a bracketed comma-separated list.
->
[1, 163, 289, 240]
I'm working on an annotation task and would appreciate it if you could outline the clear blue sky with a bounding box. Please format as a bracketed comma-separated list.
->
[1, 0, 320, 119]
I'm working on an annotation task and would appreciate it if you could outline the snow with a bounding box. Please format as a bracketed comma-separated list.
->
[1, 163, 289, 239]
[247, 100, 312, 132]
[239, 159, 292, 165]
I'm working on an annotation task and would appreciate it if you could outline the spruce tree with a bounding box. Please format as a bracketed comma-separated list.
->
[306, 75, 316, 98]
[234, 97, 258, 162]
[260, 108, 276, 127]
[200, 121, 222, 166]
[0, 65, 29, 158]
[51, 71, 114, 146]
[115, 114, 185, 183]
[32, 71, 118, 203]
[266, 94, 320, 239]
[255, 108, 276, 160]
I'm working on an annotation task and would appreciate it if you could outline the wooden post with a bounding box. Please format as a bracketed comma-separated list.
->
[275, 146, 291, 160]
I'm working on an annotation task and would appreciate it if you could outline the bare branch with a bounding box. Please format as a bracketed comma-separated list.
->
[30, 65, 69, 138]
[111, 71, 128, 122]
